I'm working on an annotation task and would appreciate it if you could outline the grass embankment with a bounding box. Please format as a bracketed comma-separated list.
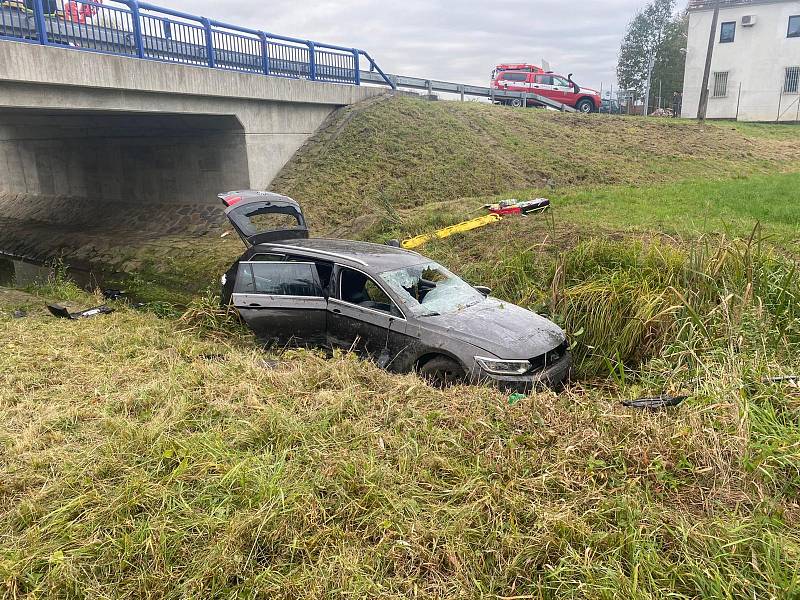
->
[2, 232, 800, 598]
[273, 95, 800, 239]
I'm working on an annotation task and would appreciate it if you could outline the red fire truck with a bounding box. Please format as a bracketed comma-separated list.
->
[491, 63, 601, 113]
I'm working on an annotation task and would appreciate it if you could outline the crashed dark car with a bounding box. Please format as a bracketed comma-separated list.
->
[220, 190, 572, 391]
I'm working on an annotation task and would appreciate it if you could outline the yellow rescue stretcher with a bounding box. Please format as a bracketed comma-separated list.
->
[401, 214, 502, 250]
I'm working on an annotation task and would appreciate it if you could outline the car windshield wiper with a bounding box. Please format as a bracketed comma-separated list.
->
[417, 310, 441, 317]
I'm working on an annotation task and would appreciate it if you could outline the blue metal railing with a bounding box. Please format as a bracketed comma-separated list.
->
[0, 0, 395, 88]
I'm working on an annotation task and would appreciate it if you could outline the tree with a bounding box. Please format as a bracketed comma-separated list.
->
[617, 0, 682, 111]
[650, 11, 689, 108]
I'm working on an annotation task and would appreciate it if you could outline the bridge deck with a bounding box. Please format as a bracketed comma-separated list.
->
[0, 3, 571, 111]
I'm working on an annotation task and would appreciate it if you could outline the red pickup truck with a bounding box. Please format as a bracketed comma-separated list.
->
[491, 64, 601, 113]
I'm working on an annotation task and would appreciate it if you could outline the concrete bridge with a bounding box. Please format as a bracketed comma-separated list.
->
[0, 39, 383, 207]
[0, 40, 384, 260]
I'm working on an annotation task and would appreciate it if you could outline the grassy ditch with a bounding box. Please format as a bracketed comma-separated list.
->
[1, 230, 799, 598]
[2, 96, 800, 598]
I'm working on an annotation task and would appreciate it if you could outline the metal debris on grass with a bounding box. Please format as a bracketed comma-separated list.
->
[622, 395, 688, 410]
[764, 376, 799, 387]
[102, 289, 127, 301]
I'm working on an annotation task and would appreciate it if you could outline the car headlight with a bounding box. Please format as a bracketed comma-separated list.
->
[474, 356, 531, 376]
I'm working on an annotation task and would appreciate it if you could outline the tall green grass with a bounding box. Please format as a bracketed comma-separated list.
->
[456, 232, 800, 379]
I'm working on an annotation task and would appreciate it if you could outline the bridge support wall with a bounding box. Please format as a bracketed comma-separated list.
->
[0, 41, 384, 259]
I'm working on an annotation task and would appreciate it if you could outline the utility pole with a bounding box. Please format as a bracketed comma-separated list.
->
[697, 0, 721, 121]
[643, 52, 656, 116]
[658, 79, 662, 110]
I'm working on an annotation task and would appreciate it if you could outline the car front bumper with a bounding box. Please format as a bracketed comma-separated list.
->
[472, 351, 573, 392]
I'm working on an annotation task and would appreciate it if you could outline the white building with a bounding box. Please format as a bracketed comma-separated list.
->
[682, 0, 800, 121]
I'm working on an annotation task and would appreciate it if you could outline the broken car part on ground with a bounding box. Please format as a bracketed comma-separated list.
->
[622, 395, 688, 410]
[218, 191, 572, 392]
[47, 303, 114, 320]
[485, 198, 551, 216]
[400, 214, 501, 250]
[398, 198, 551, 250]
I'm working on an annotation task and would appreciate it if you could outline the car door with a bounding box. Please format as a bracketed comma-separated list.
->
[327, 265, 418, 368]
[231, 261, 328, 347]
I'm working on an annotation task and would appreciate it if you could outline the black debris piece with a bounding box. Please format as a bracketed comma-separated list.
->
[520, 198, 551, 214]
[102, 289, 127, 301]
[622, 395, 688, 410]
[47, 303, 114, 320]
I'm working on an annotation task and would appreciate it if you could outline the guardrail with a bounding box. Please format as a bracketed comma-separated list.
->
[0, 0, 395, 88]
[359, 71, 578, 112]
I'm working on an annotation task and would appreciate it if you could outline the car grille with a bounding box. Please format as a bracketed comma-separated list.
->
[529, 341, 569, 372]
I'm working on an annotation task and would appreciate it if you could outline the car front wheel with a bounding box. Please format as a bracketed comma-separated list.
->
[419, 356, 465, 388]
[576, 99, 595, 113]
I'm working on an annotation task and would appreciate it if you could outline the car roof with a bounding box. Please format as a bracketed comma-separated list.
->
[253, 238, 429, 272]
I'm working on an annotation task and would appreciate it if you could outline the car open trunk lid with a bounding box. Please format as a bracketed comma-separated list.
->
[220, 190, 310, 247]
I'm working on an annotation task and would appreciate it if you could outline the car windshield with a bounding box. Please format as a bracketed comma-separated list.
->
[380, 262, 485, 316]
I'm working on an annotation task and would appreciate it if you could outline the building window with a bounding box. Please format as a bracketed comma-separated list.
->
[713, 71, 729, 98]
[720, 21, 736, 43]
[785, 67, 800, 94]
[789, 16, 800, 38]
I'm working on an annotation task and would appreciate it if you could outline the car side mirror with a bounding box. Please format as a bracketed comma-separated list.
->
[474, 286, 491, 297]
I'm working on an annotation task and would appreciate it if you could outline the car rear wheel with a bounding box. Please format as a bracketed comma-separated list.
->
[576, 99, 594, 113]
[419, 356, 465, 388]
[510, 98, 524, 108]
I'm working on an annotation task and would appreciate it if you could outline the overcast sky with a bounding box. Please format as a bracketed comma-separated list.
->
[166, 0, 682, 91]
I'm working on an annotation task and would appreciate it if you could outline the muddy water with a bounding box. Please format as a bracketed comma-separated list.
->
[0, 253, 114, 293]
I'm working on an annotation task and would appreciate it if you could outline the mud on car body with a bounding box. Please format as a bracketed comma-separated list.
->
[220, 191, 572, 391]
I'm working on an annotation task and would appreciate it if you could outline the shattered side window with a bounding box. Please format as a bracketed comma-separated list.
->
[339, 268, 402, 316]
[381, 263, 485, 316]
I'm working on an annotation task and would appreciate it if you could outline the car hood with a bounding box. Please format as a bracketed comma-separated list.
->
[418, 298, 566, 360]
